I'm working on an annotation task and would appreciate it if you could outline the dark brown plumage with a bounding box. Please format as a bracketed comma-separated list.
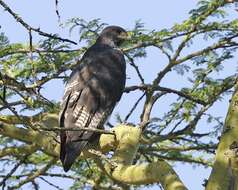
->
[59, 26, 127, 172]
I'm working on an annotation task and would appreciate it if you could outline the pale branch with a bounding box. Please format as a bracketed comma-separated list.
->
[0, 122, 59, 157]
[95, 126, 188, 189]
[206, 81, 238, 190]
[141, 144, 217, 153]
[104, 161, 188, 189]
[1, 173, 122, 189]
[0, 112, 51, 125]
[0, 120, 188, 188]
[40, 126, 115, 135]
[0, 0, 77, 45]
[148, 152, 212, 167]
[0, 144, 38, 158]
[140, 92, 165, 130]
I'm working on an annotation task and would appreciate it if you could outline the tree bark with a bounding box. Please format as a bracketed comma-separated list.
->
[0, 121, 188, 189]
[206, 81, 238, 190]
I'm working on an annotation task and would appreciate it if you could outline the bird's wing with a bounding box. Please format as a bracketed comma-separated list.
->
[59, 46, 126, 172]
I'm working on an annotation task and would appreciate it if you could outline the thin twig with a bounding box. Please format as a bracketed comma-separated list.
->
[124, 93, 145, 122]
[9, 158, 57, 190]
[124, 84, 207, 105]
[39, 177, 63, 190]
[0, 0, 76, 45]
[0, 155, 27, 189]
[55, 0, 61, 22]
[124, 53, 145, 84]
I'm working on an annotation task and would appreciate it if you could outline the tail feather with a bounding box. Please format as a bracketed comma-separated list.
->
[60, 141, 88, 172]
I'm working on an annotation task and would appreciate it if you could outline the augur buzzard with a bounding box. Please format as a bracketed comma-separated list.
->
[59, 26, 127, 172]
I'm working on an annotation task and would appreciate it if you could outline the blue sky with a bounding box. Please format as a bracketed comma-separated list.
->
[1, 0, 232, 189]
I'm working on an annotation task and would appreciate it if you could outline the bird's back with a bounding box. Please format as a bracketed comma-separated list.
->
[59, 43, 126, 171]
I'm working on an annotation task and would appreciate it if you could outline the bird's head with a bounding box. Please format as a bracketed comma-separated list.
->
[97, 26, 128, 47]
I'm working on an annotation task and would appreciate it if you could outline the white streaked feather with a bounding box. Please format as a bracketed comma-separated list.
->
[64, 81, 79, 95]
[75, 107, 90, 127]
[69, 91, 80, 104]
[89, 113, 102, 128]
[73, 104, 83, 118]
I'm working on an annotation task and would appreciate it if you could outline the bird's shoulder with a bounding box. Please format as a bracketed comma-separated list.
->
[63, 43, 125, 97]
[84, 43, 125, 62]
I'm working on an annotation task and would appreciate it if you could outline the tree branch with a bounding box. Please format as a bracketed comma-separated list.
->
[0, 0, 76, 45]
[206, 81, 238, 190]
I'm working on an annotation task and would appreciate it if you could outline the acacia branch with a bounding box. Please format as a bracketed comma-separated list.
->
[96, 126, 188, 189]
[206, 81, 238, 190]
[124, 93, 145, 122]
[0, 144, 38, 158]
[124, 53, 145, 84]
[175, 37, 238, 65]
[0, 122, 59, 157]
[0, 120, 188, 188]
[0, 0, 76, 45]
[125, 84, 207, 105]
[41, 126, 115, 135]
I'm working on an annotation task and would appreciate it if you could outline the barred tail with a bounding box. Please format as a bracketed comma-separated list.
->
[60, 140, 88, 172]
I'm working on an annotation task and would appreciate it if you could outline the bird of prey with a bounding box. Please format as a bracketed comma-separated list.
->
[59, 26, 127, 172]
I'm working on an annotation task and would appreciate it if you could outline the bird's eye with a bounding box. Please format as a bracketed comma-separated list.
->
[116, 29, 122, 34]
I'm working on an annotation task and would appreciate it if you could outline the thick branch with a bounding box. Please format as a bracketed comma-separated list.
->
[0, 122, 59, 157]
[108, 161, 188, 190]
[96, 126, 188, 189]
[206, 81, 238, 190]
[0, 144, 38, 158]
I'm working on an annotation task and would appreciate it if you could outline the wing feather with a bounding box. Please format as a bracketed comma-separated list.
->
[59, 44, 126, 172]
